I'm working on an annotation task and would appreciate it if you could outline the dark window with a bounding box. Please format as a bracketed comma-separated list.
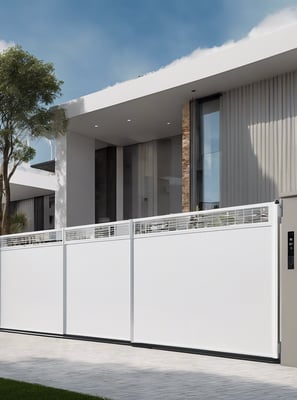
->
[95, 147, 116, 223]
[34, 196, 44, 231]
[191, 97, 220, 210]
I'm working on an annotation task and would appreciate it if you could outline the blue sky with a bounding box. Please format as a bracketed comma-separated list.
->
[1, 0, 297, 103]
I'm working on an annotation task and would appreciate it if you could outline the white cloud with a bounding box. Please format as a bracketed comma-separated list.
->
[146, 7, 297, 76]
[99, 7, 297, 92]
[248, 7, 297, 38]
[0, 39, 15, 53]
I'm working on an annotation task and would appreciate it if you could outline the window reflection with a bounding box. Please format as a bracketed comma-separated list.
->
[192, 98, 220, 210]
[124, 136, 182, 219]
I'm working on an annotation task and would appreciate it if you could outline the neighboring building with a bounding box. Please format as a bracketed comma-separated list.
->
[9, 163, 56, 232]
[10, 23, 297, 231]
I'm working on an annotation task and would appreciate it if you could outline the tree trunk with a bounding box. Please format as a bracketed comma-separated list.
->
[1, 147, 10, 235]
[2, 177, 10, 235]
[0, 171, 3, 232]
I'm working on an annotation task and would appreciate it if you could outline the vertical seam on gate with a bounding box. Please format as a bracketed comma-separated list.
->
[63, 228, 67, 335]
[273, 202, 281, 358]
[130, 219, 134, 342]
[276, 202, 281, 357]
[0, 239, 2, 329]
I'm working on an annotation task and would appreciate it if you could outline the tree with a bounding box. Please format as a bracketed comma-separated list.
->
[0, 46, 67, 234]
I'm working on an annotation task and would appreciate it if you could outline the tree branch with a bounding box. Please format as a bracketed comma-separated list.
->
[8, 161, 21, 181]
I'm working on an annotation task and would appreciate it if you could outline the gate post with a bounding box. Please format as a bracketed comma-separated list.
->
[280, 194, 297, 367]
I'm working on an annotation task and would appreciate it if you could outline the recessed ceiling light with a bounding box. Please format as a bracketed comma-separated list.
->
[166, 122, 171, 125]
[127, 119, 132, 122]
[94, 124, 99, 128]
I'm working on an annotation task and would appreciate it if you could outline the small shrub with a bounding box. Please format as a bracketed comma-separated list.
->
[9, 212, 28, 234]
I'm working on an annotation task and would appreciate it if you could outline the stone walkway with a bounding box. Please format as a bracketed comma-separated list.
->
[0, 332, 297, 399]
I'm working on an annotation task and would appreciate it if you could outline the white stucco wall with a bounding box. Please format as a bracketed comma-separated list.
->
[67, 131, 95, 227]
[116, 146, 124, 221]
[12, 166, 57, 191]
[55, 131, 95, 228]
[55, 134, 67, 229]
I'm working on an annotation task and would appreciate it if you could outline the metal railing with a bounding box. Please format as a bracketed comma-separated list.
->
[0, 229, 63, 248]
[134, 205, 270, 236]
[0, 203, 273, 246]
[64, 221, 130, 242]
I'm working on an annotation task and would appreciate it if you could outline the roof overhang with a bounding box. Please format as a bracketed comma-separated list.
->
[10, 184, 54, 202]
[63, 24, 297, 146]
[10, 166, 57, 202]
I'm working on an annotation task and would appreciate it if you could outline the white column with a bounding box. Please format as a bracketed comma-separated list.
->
[55, 131, 95, 228]
[55, 134, 67, 229]
[66, 131, 95, 227]
[116, 146, 124, 221]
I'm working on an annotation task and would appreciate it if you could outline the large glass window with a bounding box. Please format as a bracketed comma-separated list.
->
[124, 136, 182, 219]
[157, 135, 182, 216]
[124, 141, 157, 219]
[191, 98, 220, 210]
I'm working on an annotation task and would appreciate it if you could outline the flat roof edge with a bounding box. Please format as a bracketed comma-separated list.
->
[63, 24, 297, 118]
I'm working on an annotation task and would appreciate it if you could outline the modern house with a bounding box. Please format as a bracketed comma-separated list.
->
[9, 22, 297, 231]
[4, 22, 297, 366]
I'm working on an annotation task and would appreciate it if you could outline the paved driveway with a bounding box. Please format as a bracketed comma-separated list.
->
[0, 332, 297, 399]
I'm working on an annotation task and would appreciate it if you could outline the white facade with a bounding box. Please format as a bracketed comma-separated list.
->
[10, 22, 297, 230]
[4, 25, 297, 363]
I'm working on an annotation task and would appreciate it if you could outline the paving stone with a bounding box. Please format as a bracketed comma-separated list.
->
[0, 332, 297, 399]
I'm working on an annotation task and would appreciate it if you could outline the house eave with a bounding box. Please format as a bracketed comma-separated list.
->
[62, 23, 297, 146]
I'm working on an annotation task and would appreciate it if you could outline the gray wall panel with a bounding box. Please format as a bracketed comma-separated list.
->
[221, 71, 297, 206]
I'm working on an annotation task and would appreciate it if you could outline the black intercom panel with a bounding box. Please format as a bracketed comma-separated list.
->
[288, 231, 294, 270]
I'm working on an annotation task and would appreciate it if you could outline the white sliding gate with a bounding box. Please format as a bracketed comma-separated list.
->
[64, 221, 131, 340]
[0, 230, 64, 334]
[0, 202, 279, 359]
[133, 203, 279, 358]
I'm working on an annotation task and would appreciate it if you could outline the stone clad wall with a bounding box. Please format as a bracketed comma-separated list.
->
[182, 102, 191, 212]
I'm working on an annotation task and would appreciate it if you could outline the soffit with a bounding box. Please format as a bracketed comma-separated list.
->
[10, 184, 53, 202]
[66, 47, 297, 146]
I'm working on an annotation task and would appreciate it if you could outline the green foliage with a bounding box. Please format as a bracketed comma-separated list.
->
[11, 139, 36, 163]
[0, 378, 109, 400]
[0, 45, 68, 233]
[9, 212, 28, 233]
[0, 45, 67, 164]
[0, 46, 63, 123]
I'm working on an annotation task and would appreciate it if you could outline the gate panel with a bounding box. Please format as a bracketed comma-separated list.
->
[133, 203, 279, 358]
[0, 231, 63, 334]
[65, 222, 131, 340]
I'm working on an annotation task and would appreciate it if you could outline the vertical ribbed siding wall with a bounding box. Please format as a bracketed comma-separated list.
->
[221, 71, 297, 207]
